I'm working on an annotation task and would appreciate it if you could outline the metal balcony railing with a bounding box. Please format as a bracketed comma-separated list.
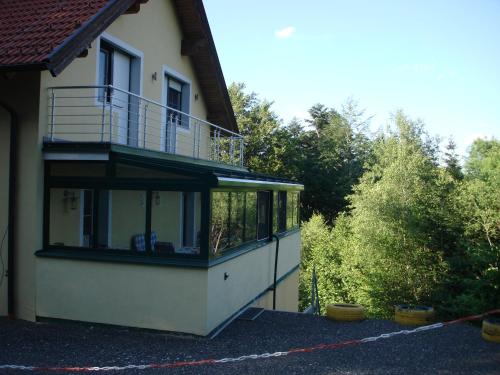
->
[47, 85, 244, 167]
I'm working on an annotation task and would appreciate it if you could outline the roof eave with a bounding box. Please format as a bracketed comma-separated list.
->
[45, 0, 139, 77]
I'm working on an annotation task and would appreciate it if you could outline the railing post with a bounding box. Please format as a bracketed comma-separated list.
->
[49, 89, 56, 141]
[143, 103, 148, 148]
[230, 136, 235, 165]
[197, 121, 201, 158]
[239, 137, 244, 167]
[215, 129, 220, 161]
[192, 119, 197, 158]
[100, 87, 106, 142]
[108, 86, 113, 143]
[167, 113, 173, 154]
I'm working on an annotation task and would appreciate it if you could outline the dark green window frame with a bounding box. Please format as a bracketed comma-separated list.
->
[41, 160, 302, 267]
[43, 159, 211, 261]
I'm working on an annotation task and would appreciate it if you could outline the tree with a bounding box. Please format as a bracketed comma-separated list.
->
[228, 83, 285, 174]
[325, 112, 447, 317]
[441, 138, 500, 316]
[443, 138, 463, 180]
[229, 83, 372, 222]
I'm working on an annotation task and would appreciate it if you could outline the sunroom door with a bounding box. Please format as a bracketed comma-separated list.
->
[113, 50, 132, 145]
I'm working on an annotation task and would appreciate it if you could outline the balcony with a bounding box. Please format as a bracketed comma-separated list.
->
[46, 86, 244, 167]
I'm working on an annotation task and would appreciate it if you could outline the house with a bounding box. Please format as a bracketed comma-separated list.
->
[0, 0, 303, 336]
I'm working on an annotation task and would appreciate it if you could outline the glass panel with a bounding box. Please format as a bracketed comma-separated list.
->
[98, 48, 111, 101]
[277, 191, 287, 233]
[109, 190, 146, 251]
[182, 192, 201, 252]
[150, 191, 201, 256]
[292, 192, 300, 227]
[245, 192, 257, 242]
[296, 192, 300, 226]
[151, 191, 181, 254]
[273, 191, 278, 234]
[211, 191, 230, 255]
[257, 191, 270, 240]
[287, 191, 294, 230]
[168, 87, 182, 110]
[98, 50, 107, 86]
[230, 192, 245, 248]
[82, 189, 93, 247]
[49, 188, 85, 247]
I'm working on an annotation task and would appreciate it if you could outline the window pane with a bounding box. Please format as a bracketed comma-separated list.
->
[230, 192, 245, 248]
[291, 192, 300, 227]
[49, 188, 85, 247]
[245, 192, 257, 242]
[98, 50, 107, 86]
[273, 191, 278, 234]
[168, 88, 182, 110]
[277, 191, 287, 233]
[82, 189, 93, 247]
[151, 191, 200, 256]
[109, 190, 146, 251]
[151, 191, 180, 253]
[257, 191, 270, 240]
[287, 192, 294, 230]
[182, 192, 201, 251]
[98, 48, 111, 101]
[211, 192, 230, 255]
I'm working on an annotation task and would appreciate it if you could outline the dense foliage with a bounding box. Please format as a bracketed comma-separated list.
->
[229, 83, 499, 318]
[229, 83, 372, 222]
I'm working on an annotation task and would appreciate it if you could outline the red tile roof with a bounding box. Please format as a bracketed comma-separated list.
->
[0, 0, 110, 67]
[0, 0, 237, 132]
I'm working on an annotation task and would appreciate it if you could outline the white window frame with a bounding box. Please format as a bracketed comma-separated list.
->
[161, 65, 192, 151]
[95, 32, 144, 102]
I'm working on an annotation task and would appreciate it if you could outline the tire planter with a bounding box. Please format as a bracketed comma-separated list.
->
[482, 315, 500, 343]
[394, 305, 434, 326]
[326, 303, 365, 321]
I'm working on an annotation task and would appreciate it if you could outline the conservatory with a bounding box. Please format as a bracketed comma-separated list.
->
[36, 143, 303, 336]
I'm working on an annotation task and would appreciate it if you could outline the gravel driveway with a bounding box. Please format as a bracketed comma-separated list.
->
[1, 311, 499, 374]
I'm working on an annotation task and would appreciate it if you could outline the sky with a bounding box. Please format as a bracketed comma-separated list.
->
[203, 0, 500, 156]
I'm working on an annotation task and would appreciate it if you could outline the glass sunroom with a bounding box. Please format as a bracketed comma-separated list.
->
[37, 144, 302, 336]
[39, 143, 303, 268]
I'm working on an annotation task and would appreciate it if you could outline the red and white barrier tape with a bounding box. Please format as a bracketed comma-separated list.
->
[1, 309, 499, 372]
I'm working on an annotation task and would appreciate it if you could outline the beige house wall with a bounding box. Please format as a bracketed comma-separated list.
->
[0, 71, 42, 321]
[253, 269, 299, 312]
[0, 107, 10, 316]
[36, 258, 209, 335]
[39, 0, 211, 158]
[206, 232, 301, 332]
[36, 232, 300, 335]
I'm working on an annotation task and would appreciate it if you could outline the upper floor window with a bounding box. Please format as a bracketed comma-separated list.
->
[98, 43, 113, 101]
[166, 74, 190, 129]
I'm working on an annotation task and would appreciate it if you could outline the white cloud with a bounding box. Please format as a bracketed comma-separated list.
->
[275, 26, 295, 39]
